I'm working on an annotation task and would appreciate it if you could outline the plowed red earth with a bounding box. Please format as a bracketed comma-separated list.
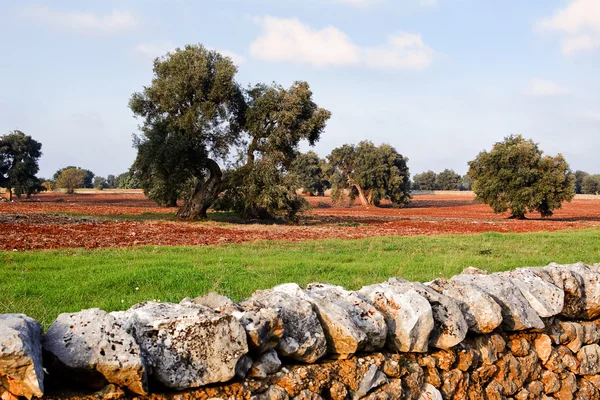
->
[1, 191, 599, 251]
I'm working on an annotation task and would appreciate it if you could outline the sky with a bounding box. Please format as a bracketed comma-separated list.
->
[1, 0, 599, 179]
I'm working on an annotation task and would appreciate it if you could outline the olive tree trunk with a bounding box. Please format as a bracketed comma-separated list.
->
[176, 159, 223, 219]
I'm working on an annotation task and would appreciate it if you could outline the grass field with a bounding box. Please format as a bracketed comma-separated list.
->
[2, 228, 599, 329]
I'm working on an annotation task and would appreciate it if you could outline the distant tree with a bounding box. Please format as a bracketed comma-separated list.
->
[435, 169, 462, 190]
[412, 170, 437, 191]
[93, 176, 108, 190]
[53, 166, 94, 188]
[106, 174, 117, 189]
[56, 167, 86, 194]
[468, 135, 575, 219]
[116, 172, 140, 189]
[574, 170, 589, 194]
[460, 174, 473, 191]
[327, 141, 411, 207]
[581, 175, 600, 195]
[290, 151, 330, 196]
[0, 130, 43, 200]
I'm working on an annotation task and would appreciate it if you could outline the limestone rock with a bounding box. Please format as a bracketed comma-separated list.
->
[0, 314, 44, 399]
[384, 280, 468, 349]
[353, 364, 387, 400]
[180, 292, 239, 314]
[428, 278, 502, 334]
[533, 265, 586, 318]
[534, 334, 553, 363]
[359, 283, 434, 352]
[578, 344, 600, 375]
[121, 302, 248, 390]
[236, 308, 284, 354]
[451, 273, 544, 331]
[305, 283, 387, 353]
[560, 262, 600, 319]
[498, 268, 564, 317]
[417, 383, 443, 400]
[249, 350, 281, 379]
[241, 288, 326, 363]
[43, 308, 147, 395]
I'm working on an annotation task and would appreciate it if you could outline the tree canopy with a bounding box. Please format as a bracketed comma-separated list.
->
[581, 174, 600, 195]
[289, 151, 330, 196]
[130, 44, 330, 220]
[435, 169, 462, 190]
[468, 135, 574, 219]
[56, 167, 86, 194]
[328, 141, 411, 207]
[53, 166, 94, 189]
[0, 130, 43, 200]
[412, 170, 437, 190]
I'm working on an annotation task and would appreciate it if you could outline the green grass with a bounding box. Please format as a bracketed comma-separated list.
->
[2, 229, 600, 328]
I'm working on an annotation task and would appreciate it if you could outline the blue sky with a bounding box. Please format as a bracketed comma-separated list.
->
[1, 0, 599, 179]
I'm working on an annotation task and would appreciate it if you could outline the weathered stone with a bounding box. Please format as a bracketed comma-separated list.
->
[557, 345, 580, 374]
[428, 278, 502, 334]
[353, 364, 387, 400]
[237, 308, 284, 354]
[494, 353, 521, 396]
[181, 292, 239, 314]
[555, 371, 577, 400]
[241, 288, 326, 363]
[462, 267, 488, 275]
[293, 389, 323, 400]
[533, 334, 553, 364]
[300, 283, 387, 356]
[92, 384, 126, 400]
[262, 385, 290, 400]
[576, 378, 600, 400]
[417, 383, 442, 400]
[43, 308, 147, 395]
[385, 280, 468, 349]
[439, 370, 464, 399]
[577, 344, 600, 375]
[585, 375, 600, 391]
[509, 337, 531, 357]
[526, 380, 544, 397]
[456, 347, 480, 371]
[581, 321, 600, 344]
[249, 350, 282, 379]
[498, 268, 564, 318]
[560, 262, 600, 319]
[430, 350, 456, 371]
[452, 273, 545, 331]
[328, 381, 349, 400]
[468, 333, 505, 365]
[541, 370, 561, 394]
[359, 283, 434, 352]
[121, 302, 248, 390]
[485, 380, 504, 400]
[534, 265, 586, 318]
[0, 314, 44, 399]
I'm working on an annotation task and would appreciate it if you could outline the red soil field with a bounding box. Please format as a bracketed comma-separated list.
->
[1, 191, 599, 251]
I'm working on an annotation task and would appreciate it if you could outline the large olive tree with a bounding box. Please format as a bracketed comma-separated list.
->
[468, 135, 574, 219]
[130, 44, 330, 220]
[328, 141, 411, 207]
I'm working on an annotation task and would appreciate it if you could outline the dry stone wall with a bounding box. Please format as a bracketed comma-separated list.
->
[3, 262, 600, 399]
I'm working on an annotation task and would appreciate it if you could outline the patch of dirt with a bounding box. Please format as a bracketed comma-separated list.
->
[1, 192, 599, 251]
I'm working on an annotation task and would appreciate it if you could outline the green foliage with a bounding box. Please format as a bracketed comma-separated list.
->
[116, 172, 140, 189]
[53, 166, 94, 188]
[56, 167, 86, 194]
[328, 141, 411, 207]
[468, 135, 575, 218]
[0, 131, 43, 199]
[435, 169, 462, 190]
[412, 170, 437, 190]
[581, 174, 600, 195]
[289, 151, 330, 196]
[106, 175, 117, 189]
[574, 170, 589, 194]
[93, 176, 108, 190]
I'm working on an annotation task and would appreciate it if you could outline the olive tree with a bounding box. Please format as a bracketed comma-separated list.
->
[289, 151, 330, 196]
[56, 167, 86, 194]
[412, 170, 437, 190]
[435, 169, 462, 190]
[468, 135, 574, 219]
[328, 141, 411, 207]
[131, 44, 330, 220]
[0, 131, 43, 200]
[582, 175, 600, 195]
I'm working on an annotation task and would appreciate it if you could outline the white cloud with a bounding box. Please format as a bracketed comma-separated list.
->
[250, 16, 432, 71]
[21, 6, 139, 36]
[536, 0, 600, 56]
[135, 42, 246, 65]
[524, 79, 567, 97]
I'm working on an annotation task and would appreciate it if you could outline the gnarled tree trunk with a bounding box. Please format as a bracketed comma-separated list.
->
[176, 159, 223, 219]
